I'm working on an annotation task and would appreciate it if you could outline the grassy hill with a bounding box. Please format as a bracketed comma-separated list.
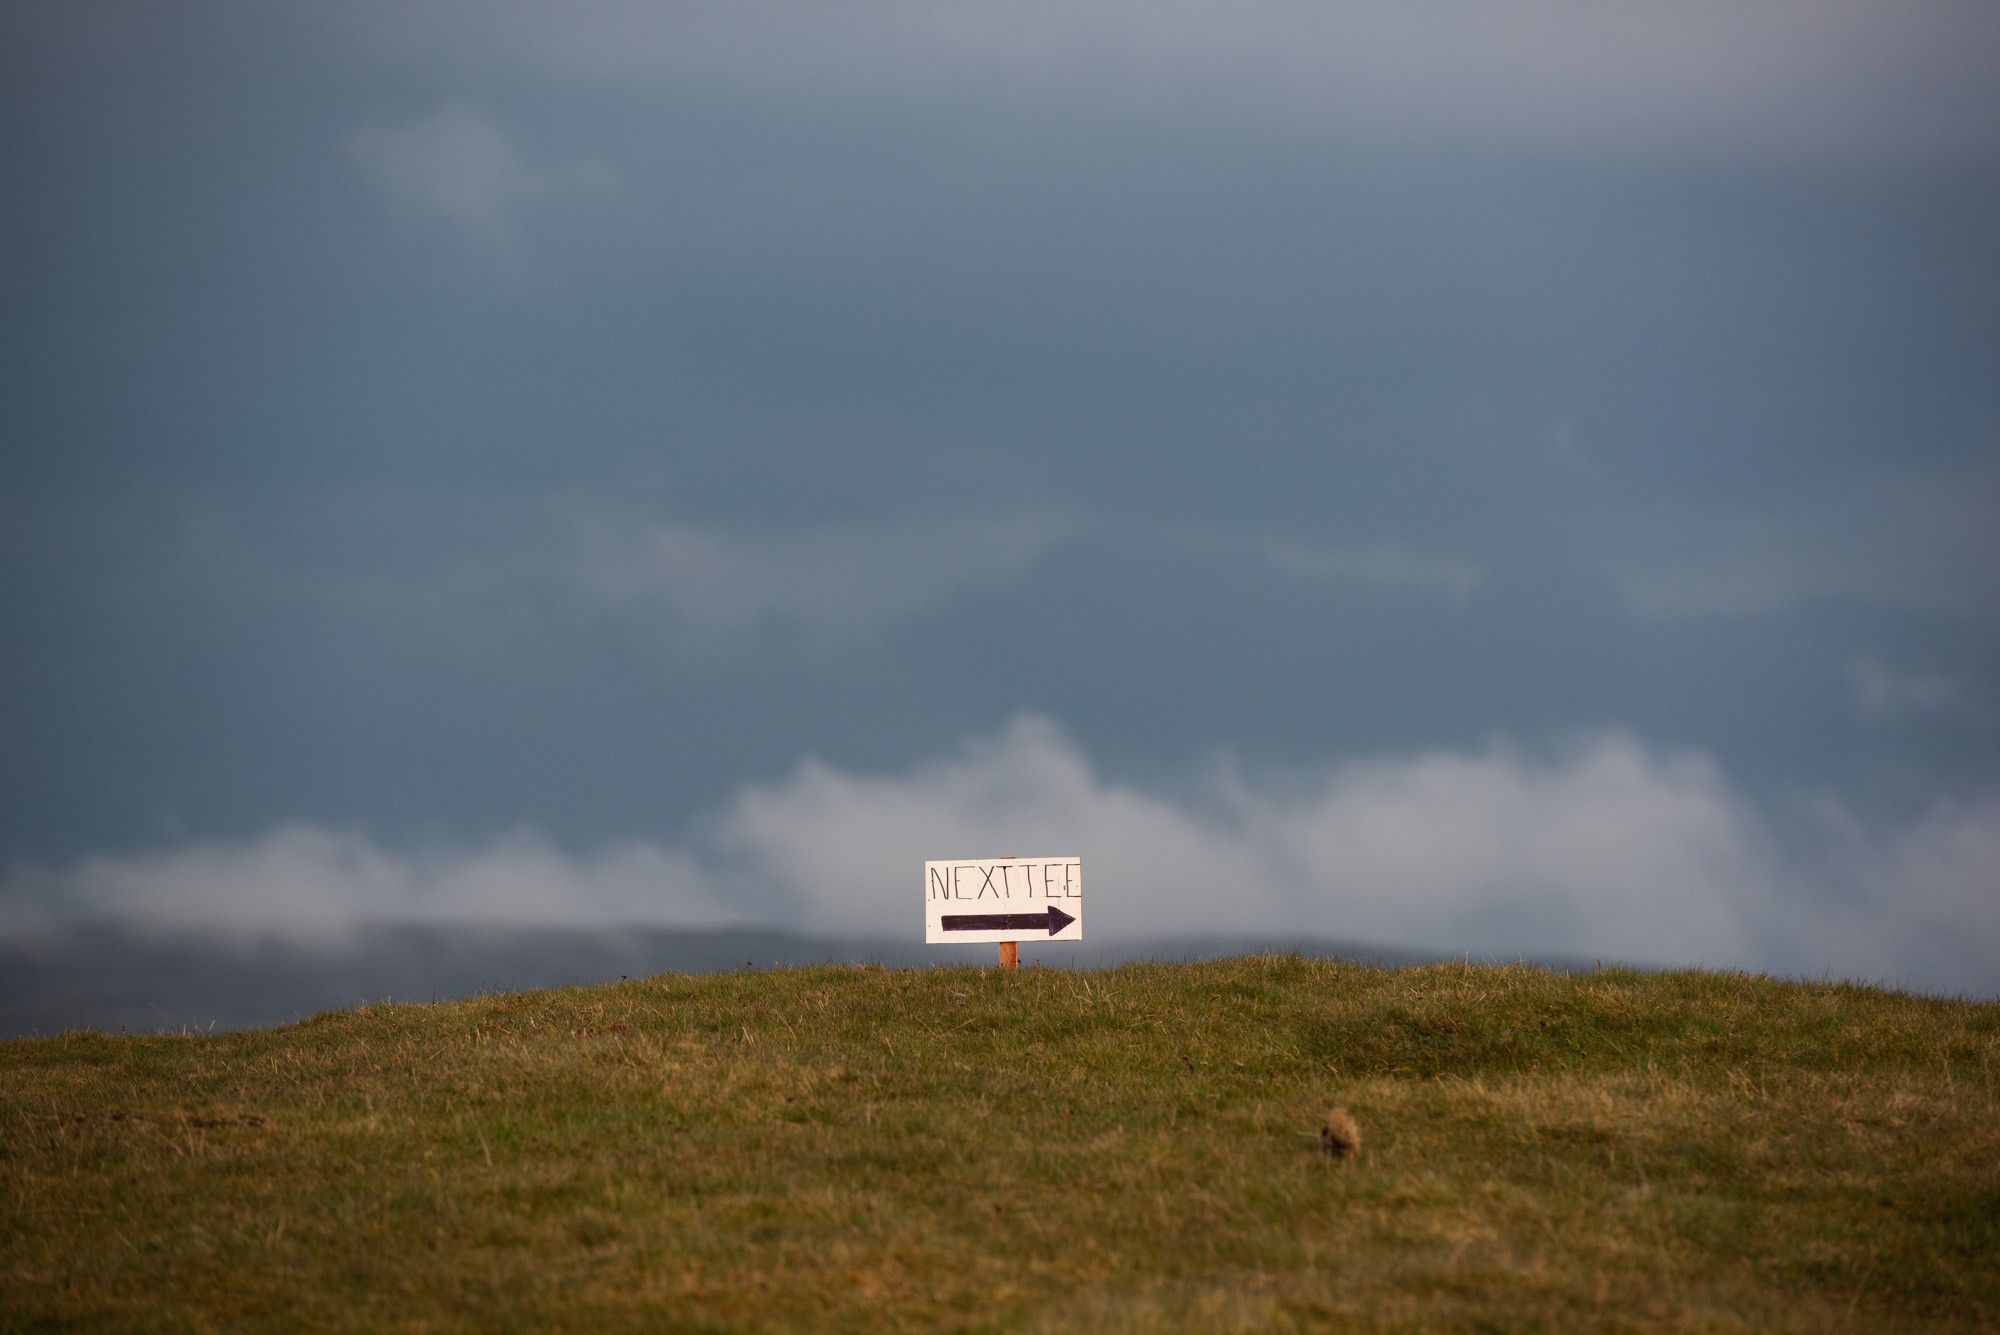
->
[4, 956, 1996, 1331]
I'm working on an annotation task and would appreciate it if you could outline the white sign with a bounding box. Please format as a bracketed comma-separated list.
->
[924, 856, 1084, 944]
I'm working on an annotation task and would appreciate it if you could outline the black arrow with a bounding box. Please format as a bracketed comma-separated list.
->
[939, 905, 1077, 936]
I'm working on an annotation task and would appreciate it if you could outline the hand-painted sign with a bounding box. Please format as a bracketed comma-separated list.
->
[924, 856, 1083, 944]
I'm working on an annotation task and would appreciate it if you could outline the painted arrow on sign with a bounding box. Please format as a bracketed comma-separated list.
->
[939, 906, 1078, 936]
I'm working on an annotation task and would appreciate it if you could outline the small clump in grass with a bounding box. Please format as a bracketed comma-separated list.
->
[1319, 1105, 1361, 1159]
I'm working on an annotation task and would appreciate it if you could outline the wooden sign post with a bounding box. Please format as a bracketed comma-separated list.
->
[924, 856, 1083, 970]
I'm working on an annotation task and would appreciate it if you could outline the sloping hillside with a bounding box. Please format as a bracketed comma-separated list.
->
[4, 957, 1996, 1331]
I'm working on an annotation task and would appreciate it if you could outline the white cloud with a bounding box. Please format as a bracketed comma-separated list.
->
[716, 720, 1774, 968]
[350, 1, 2000, 166]
[573, 512, 1074, 639]
[1848, 656, 1986, 725]
[1261, 540, 1483, 602]
[1608, 457, 2000, 620]
[0, 826, 733, 940]
[346, 103, 616, 249]
[142, 490, 1075, 647]
[7, 718, 1996, 995]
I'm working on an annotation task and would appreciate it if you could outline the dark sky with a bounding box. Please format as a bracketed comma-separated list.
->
[3, 2, 1998, 993]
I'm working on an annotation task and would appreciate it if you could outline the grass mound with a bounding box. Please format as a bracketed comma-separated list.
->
[4, 956, 1997, 1331]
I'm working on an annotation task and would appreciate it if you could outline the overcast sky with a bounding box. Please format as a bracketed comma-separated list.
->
[3, 2, 1997, 993]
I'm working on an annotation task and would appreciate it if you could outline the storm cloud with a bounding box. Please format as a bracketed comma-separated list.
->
[2, 2, 1995, 1001]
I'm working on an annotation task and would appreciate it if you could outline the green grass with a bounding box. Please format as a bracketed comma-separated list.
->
[4, 956, 1997, 1331]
